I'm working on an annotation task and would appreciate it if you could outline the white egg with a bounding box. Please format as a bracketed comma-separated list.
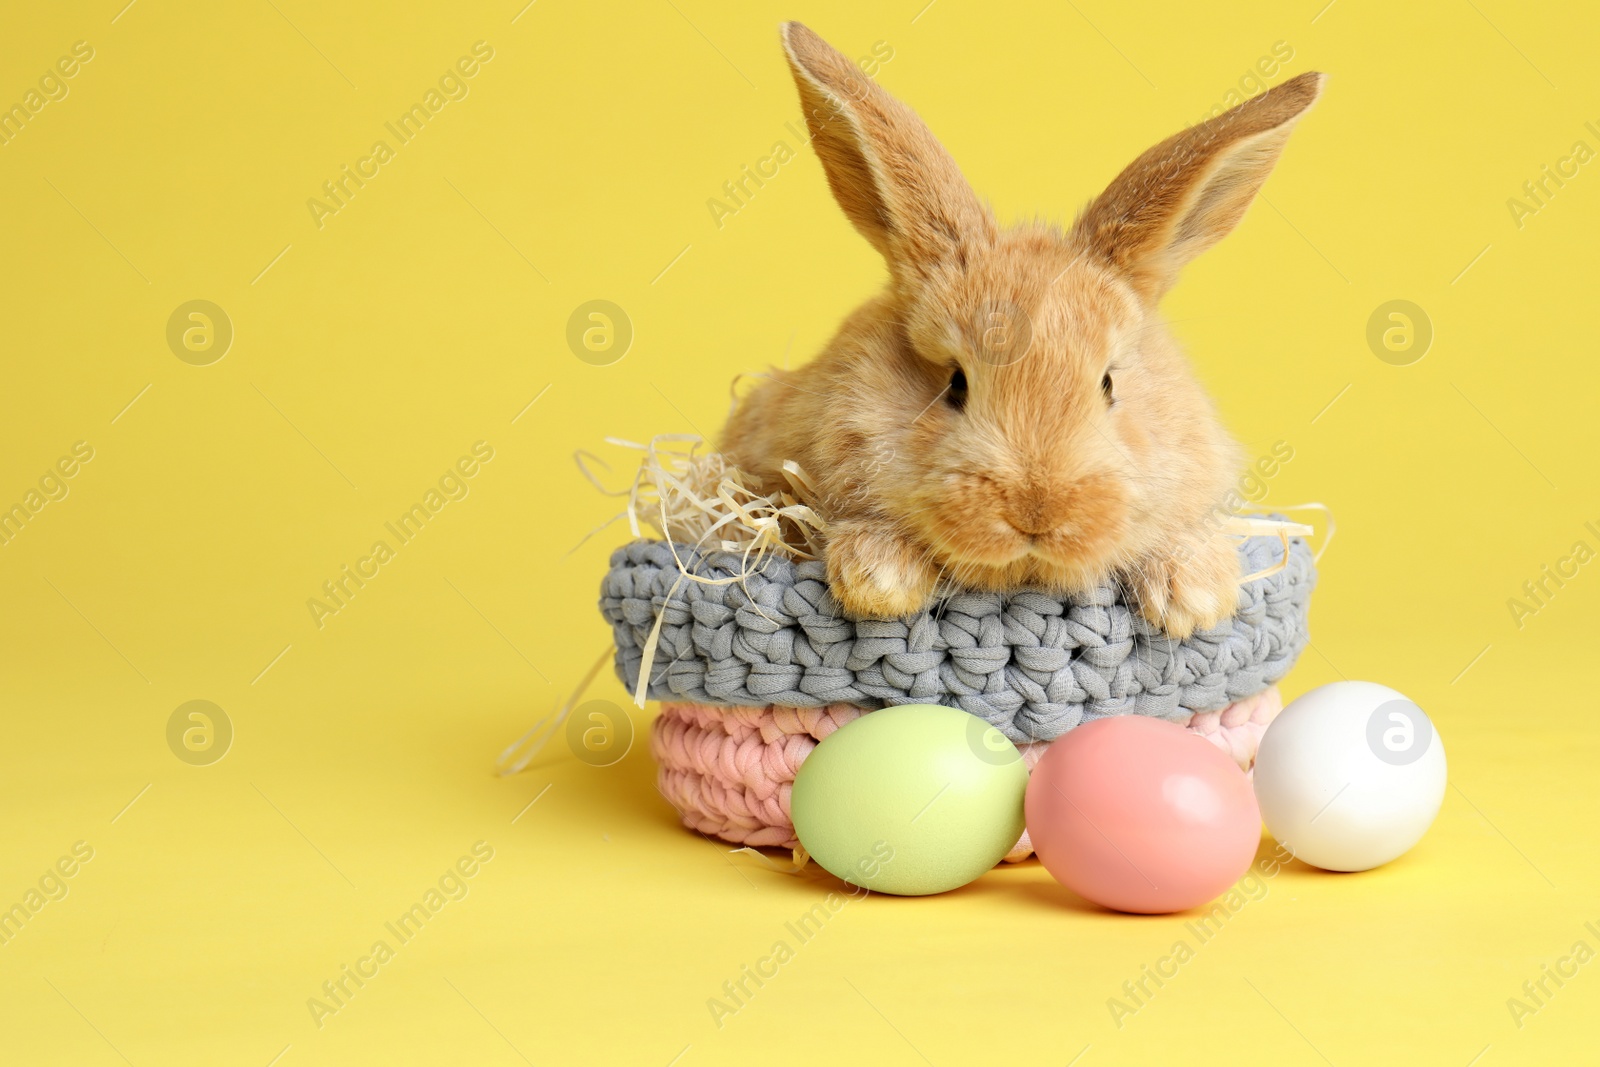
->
[1254, 681, 1447, 872]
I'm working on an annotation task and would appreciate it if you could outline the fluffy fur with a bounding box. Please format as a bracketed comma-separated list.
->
[721, 22, 1324, 636]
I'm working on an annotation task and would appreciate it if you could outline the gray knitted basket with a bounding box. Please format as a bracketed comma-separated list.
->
[600, 532, 1316, 744]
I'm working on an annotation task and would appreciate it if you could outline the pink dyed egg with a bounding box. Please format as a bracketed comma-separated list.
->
[1025, 716, 1260, 914]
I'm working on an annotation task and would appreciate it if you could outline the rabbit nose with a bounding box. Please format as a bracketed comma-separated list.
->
[1003, 475, 1074, 536]
[1006, 516, 1058, 538]
[1005, 498, 1065, 537]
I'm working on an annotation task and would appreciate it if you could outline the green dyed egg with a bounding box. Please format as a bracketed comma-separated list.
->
[791, 704, 1028, 895]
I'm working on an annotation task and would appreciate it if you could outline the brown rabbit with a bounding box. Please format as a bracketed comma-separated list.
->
[721, 22, 1324, 637]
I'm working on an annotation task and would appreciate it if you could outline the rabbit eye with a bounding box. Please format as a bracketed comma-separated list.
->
[1101, 371, 1115, 405]
[947, 367, 968, 410]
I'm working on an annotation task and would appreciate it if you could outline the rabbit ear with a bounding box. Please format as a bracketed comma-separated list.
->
[781, 22, 993, 284]
[1074, 71, 1326, 302]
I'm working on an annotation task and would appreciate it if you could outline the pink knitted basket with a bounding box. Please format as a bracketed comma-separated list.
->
[652, 688, 1283, 862]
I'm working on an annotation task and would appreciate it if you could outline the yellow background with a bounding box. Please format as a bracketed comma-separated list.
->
[2, 0, 1596, 1063]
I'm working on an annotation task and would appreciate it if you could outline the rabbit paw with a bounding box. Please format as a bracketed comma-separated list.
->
[824, 522, 939, 618]
[1125, 531, 1241, 639]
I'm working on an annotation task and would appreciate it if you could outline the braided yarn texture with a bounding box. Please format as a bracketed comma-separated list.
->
[603, 532, 1314, 743]
[651, 688, 1283, 857]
